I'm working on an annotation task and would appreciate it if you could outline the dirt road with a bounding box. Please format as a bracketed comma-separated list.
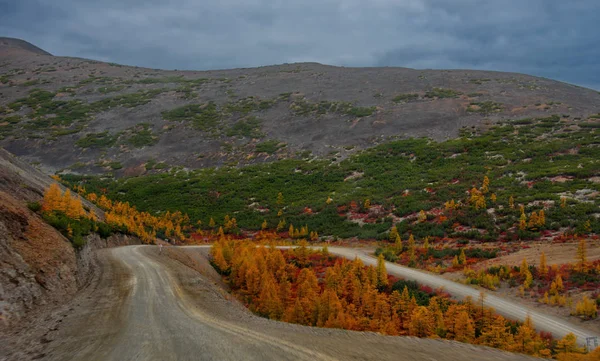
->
[2, 245, 541, 361]
[323, 247, 600, 347]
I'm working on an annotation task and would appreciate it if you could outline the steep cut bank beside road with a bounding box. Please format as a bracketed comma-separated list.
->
[0, 190, 77, 326]
[0, 148, 137, 333]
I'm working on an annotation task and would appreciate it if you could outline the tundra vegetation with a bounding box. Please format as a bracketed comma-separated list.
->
[49, 113, 599, 358]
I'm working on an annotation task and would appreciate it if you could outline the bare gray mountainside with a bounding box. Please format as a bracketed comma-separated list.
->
[1, 38, 599, 175]
[0, 37, 52, 56]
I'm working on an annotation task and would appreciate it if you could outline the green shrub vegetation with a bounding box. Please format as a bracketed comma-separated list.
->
[225, 97, 274, 114]
[127, 125, 158, 147]
[89, 90, 163, 110]
[23, 79, 41, 86]
[109, 161, 123, 170]
[225, 116, 264, 138]
[290, 99, 375, 117]
[52, 126, 84, 137]
[392, 94, 419, 103]
[76, 132, 117, 148]
[7, 89, 163, 133]
[40, 210, 123, 248]
[469, 78, 492, 85]
[255, 140, 284, 154]
[347, 106, 376, 117]
[162, 102, 221, 131]
[424, 88, 462, 99]
[133, 76, 213, 86]
[60, 114, 600, 240]
[467, 101, 504, 114]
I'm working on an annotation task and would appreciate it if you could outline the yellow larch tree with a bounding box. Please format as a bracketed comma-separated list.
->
[539, 252, 547, 277]
[528, 212, 539, 229]
[60, 189, 74, 213]
[453, 310, 475, 343]
[65, 193, 86, 219]
[519, 212, 527, 230]
[458, 249, 467, 266]
[512, 318, 545, 356]
[394, 234, 403, 254]
[555, 333, 584, 356]
[576, 239, 588, 272]
[276, 218, 286, 231]
[389, 225, 399, 242]
[481, 175, 490, 194]
[417, 210, 427, 223]
[42, 183, 62, 212]
[573, 295, 597, 319]
[479, 315, 514, 349]
[537, 210, 545, 227]
[408, 306, 434, 337]
[555, 274, 564, 292]
[376, 254, 388, 289]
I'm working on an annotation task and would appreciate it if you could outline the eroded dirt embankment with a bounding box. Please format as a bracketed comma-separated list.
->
[0, 191, 78, 328]
[0, 191, 139, 360]
[1, 248, 132, 361]
[0, 147, 139, 360]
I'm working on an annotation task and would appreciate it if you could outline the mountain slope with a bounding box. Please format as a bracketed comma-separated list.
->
[0, 37, 52, 56]
[1, 38, 599, 175]
[0, 147, 136, 335]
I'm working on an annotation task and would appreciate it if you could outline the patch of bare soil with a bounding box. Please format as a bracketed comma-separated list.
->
[0, 250, 131, 361]
[495, 286, 600, 335]
[470, 240, 600, 270]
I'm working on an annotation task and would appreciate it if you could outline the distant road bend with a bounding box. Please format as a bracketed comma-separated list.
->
[186, 245, 598, 346]
[320, 247, 600, 346]
[36, 246, 572, 360]
[189, 246, 600, 346]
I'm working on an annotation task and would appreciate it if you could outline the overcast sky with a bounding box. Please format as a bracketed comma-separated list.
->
[1, 0, 599, 90]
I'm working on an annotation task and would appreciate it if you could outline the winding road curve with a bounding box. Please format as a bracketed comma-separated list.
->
[92, 246, 336, 361]
[34, 245, 542, 361]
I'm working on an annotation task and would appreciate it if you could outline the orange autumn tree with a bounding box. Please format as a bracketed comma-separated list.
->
[43, 183, 88, 219]
[80, 188, 190, 244]
[42, 183, 63, 212]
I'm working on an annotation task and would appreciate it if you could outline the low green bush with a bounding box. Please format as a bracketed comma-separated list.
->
[76, 132, 117, 148]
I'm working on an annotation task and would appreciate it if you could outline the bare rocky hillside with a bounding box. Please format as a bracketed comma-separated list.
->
[1, 38, 599, 175]
[0, 148, 135, 333]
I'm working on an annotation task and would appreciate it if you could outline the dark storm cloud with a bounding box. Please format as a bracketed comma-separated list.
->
[1, 0, 599, 89]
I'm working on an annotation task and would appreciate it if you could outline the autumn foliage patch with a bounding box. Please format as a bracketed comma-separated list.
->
[211, 238, 594, 358]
